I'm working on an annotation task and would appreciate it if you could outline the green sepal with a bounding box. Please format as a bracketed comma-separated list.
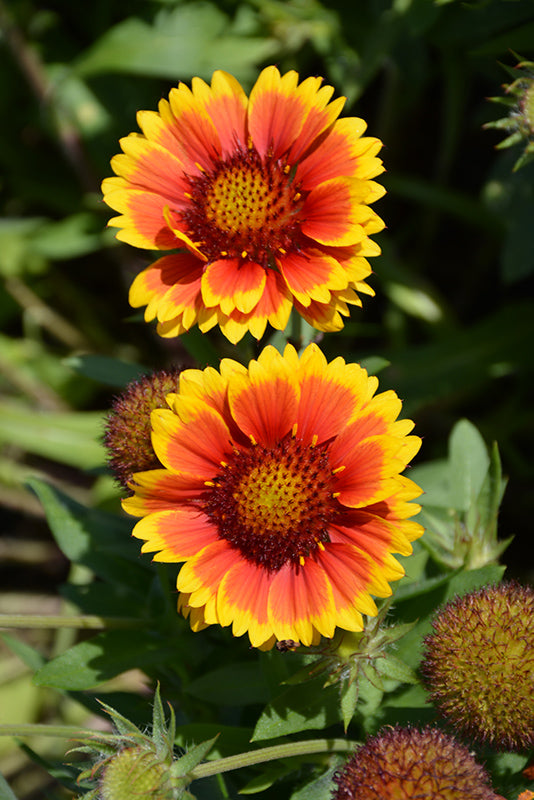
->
[339, 675, 359, 732]
[96, 700, 144, 739]
[152, 683, 176, 760]
[374, 655, 419, 685]
[360, 660, 384, 693]
[171, 736, 219, 778]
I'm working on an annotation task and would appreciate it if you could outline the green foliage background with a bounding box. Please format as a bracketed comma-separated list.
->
[1, 0, 533, 797]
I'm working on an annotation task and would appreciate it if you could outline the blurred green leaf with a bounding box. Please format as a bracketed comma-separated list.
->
[449, 419, 489, 512]
[30, 214, 103, 261]
[75, 4, 278, 82]
[0, 633, 45, 671]
[484, 157, 534, 283]
[410, 459, 449, 508]
[28, 478, 152, 592]
[0, 218, 47, 277]
[0, 402, 104, 469]
[382, 303, 534, 413]
[33, 630, 181, 690]
[185, 662, 271, 706]
[46, 64, 111, 137]
[0, 772, 18, 800]
[64, 354, 146, 387]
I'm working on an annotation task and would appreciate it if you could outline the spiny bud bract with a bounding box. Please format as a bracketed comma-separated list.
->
[485, 54, 534, 171]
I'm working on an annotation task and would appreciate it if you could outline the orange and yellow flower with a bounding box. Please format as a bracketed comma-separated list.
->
[103, 67, 385, 343]
[123, 343, 423, 649]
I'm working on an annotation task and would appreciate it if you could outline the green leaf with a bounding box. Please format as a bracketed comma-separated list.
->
[185, 662, 271, 706]
[0, 218, 47, 277]
[240, 762, 295, 794]
[251, 678, 341, 741]
[359, 356, 391, 375]
[290, 766, 339, 800]
[75, 5, 278, 82]
[0, 402, 105, 469]
[382, 682, 429, 710]
[33, 630, 183, 690]
[0, 772, 19, 800]
[449, 419, 489, 512]
[409, 459, 450, 508]
[64, 354, 147, 387]
[470, 442, 506, 533]
[28, 478, 152, 590]
[30, 213, 103, 260]
[0, 633, 45, 671]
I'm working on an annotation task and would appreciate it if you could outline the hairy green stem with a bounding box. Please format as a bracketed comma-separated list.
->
[0, 724, 113, 739]
[0, 614, 143, 630]
[190, 738, 356, 780]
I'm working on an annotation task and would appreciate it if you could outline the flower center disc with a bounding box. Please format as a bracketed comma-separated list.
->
[182, 149, 305, 267]
[203, 437, 336, 571]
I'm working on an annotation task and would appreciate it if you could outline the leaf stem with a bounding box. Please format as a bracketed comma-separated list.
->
[0, 614, 143, 630]
[189, 738, 356, 780]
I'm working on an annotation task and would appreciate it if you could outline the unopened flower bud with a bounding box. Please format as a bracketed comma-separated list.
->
[421, 581, 534, 750]
[104, 368, 182, 489]
[332, 725, 500, 800]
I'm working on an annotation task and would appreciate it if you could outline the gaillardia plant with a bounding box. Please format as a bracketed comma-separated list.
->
[102, 66, 385, 343]
[332, 725, 501, 800]
[421, 581, 534, 750]
[122, 342, 423, 650]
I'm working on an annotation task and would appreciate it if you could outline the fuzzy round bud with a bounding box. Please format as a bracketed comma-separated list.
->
[332, 725, 499, 800]
[104, 368, 182, 489]
[421, 581, 534, 750]
[99, 746, 172, 800]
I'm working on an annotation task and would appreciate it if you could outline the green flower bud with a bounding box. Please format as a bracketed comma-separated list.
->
[421, 581, 534, 750]
[332, 725, 500, 800]
[485, 55, 534, 171]
[100, 746, 172, 800]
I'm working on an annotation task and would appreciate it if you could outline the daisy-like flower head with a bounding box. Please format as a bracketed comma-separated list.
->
[123, 343, 423, 650]
[102, 67, 385, 344]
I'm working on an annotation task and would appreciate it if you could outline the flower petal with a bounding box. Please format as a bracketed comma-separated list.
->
[268, 560, 336, 645]
[227, 346, 299, 447]
[301, 177, 370, 247]
[129, 254, 203, 322]
[201, 259, 266, 315]
[132, 508, 217, 562]
[192, 71, 248, 156]
[151, 400, 232, 478]
[123, 469, 204, 516]
[278, 249, 348, 306]
[296, 117, 384, 190]
[295, 346, 372, 443]
[217, 561, 276, 647]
